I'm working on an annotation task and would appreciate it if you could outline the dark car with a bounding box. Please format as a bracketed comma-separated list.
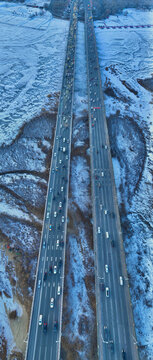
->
[44, 272, 47, 281]
[59, 259, 62, 267]
[43, 322, 47, 333]
[103, 326, 109, 342]
[99, 282, 105, 291]
[111, 240, 115, 247]
[109, 340, 114, 353]
[53, 321, 58, 332]
[122, 349, 126, 359]
[49, 265, 52, 274]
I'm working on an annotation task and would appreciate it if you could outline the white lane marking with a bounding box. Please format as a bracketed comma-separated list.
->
[51, 257, 53, 261]
[48, 246, 50, 250]
[45, 286, 47, 299]
[44, 345, 47, 360]
[48, 282, 50, 287]
[46, 257, 48, 261]
[53, 282, 55, 287]
[38, 345, 42, 360]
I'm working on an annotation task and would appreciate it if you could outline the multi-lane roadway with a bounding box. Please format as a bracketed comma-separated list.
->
[25, 1, 79, 359]
[84, 1, 139, 359]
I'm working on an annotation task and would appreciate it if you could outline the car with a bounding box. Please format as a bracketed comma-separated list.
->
[119, 276, 124, 286]
[105, 264, 109, 273]
[39, 314, 42, 326]
[59, 202, 62, 208]
[100, 282, 105, 291]
[104, 210, 107, 215]
[97, 227, 101, 234]
[56, 239, 59, 248]
[106, 231, 109, 239]
[66, 155, 68, 160]
[54, 152, 56, 157]
[105, 145, 108, 149]
[111, 240, 115, 247]
[62, 216, 65, 223]
[53, 321, 58, 331]
[44, 272, 47, 281]
[106, 287, 109, 297]
[43, 322, 47, 333]
[63, 138, 66, 142]
[49, 224, 52, 231]
[100, 204, 102, 210]
[50, 187, 52, 192]
[38, 280, 41, 288]
[54, 211, 57, 217]
[59, 259, 62, 267]
[48, 263, 52, 274]
[59, 240, 64, 247]
[50, 297, 54, 308]
[61, 186, 64, 192]
[109, 340, 114, 353]
[103, 325, 109, 342]
[43, 241, 46, 249]
[59, 159, 62, 164]
[54, 265, 57, 274]
[101, 171, 104, 177]
[57, 285, 61, 295]
[47, 212, 49, 219]
[122, 349, 126, 359]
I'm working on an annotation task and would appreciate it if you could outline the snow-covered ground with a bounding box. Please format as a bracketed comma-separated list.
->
[95, 8, 153, 359]
[0, 2, 69, 147]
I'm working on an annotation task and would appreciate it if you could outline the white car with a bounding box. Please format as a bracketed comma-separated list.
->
[54, 152, 56, 157]
[104, 210, 108, 215]
[50, 297, 54, 308]
[54, 265, 57, 274]
[62, 216, 64, 223]
[59, 159, 62, 164]
[54, 211, 57, 218]
[120, 276, 124, 286]
[38, 280, 41, 288]
[56, 239, 59, 248]
[59, 202, 62, 208]
[105, 265, 109, 273]
[61, 186, 63, 192]
[39, 314, 42, 326]
[106, 287, 109, 297]
[57, 285, 60, 296]
[98, 227, 101, 234]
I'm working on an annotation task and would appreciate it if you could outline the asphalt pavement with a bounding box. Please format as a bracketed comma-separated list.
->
[25, 1, 79, 359]
[84, 1, 140, 359]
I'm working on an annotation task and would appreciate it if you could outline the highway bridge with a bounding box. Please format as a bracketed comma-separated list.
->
[25, 1, 79, 359]
[26, 0, 140, 359]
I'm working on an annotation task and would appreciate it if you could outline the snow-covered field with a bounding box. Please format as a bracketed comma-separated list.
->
[0, 1, 153, 359]
[0, 2, 69, 147]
